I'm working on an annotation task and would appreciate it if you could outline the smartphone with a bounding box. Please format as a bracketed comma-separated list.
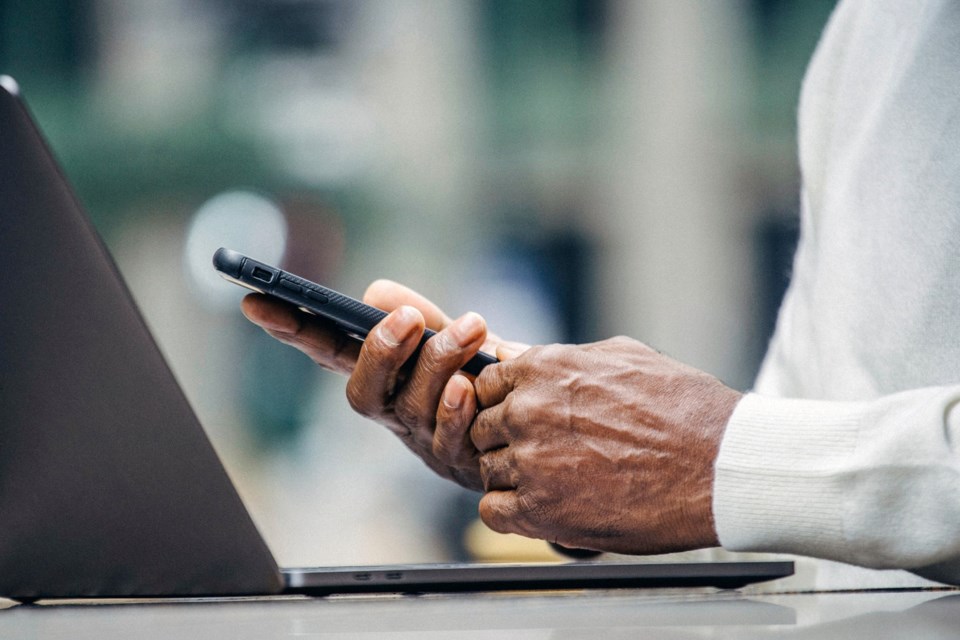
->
[213, 248, 498, 376]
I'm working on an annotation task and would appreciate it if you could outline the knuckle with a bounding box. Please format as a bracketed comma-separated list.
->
[431, 435, 452, 463]
[478, 498, 510, 534]
[474, 368, 497, 402]
[477, 455, 493, 488]
[530, 343, 557, 359]
[469, 424, 485, 452]
[517, 490, 544, 523]
[419, 333, 458, 374]
[331, 331, 358, 365]
[393, 395, 428, 433]
[500, 394, 527, 430]
[470, 412, 497, 451]
[436, 406, 465, 438]
[524, 343, 566, 369]
[345, 378, 376, 417]
[607, 335, 642, 352]
[368, 325, 400, 359]
[478, 451, 507, 491]
[516, 489, 552, 531]
[432, 426, 460, 464]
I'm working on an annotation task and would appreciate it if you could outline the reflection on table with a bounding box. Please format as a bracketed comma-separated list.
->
[1, 588, 958, 639]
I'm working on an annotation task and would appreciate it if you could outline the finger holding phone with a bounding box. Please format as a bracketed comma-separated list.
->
[240, 276, 506, 491]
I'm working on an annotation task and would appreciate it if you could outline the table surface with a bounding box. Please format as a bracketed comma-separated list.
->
[1, 587, 958, 639]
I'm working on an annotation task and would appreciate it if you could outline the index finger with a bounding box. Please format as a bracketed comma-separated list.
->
[241, 293, 360, 375]
[474, 359, 518, 409]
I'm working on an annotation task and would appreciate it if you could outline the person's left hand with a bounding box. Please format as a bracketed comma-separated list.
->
[436, 337, 742, 555]
[242, 279, 518, 491]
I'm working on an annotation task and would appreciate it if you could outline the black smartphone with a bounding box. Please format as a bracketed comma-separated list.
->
[213, 248, 498, 376]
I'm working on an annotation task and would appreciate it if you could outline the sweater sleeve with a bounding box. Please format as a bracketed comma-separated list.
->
[713, 387, 960, 584]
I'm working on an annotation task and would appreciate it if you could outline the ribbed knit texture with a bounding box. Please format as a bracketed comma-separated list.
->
[716, 395, 858, 558]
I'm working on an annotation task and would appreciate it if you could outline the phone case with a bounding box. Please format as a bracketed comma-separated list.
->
[213, 248, 498, 376]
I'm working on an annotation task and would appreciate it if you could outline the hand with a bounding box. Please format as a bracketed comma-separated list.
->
[459, 337, 742, 555]
[241, 279, 508, 491]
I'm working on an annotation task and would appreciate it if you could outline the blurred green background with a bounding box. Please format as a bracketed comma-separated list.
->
[1, 0, 835, 567]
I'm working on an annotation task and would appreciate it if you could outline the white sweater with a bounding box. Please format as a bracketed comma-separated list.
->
[713, 0, 960, 587]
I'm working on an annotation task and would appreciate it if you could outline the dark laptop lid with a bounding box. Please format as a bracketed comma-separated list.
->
[0, 77, 284, 599]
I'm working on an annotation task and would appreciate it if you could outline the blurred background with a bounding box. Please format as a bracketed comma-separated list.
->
[0, 0, 836, 568]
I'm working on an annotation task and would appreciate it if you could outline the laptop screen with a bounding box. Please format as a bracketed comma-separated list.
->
[0, 78, 284, 599]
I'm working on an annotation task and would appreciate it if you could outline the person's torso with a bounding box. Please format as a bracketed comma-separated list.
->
[755, 0, 960, 589]
[759, 0, 960, 402]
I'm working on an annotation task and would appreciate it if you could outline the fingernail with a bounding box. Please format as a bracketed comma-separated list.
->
[380, 306, 420, 346]
[443, 378, 468, 410]
[450, 312, 485, 348]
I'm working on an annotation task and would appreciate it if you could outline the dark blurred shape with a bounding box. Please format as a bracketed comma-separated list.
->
[752, 214, 800, 373]
[221, 0, 354, 53]
[481, 0, 608, 56]
[748, 0, 838, 133]
[241, 333, 318, 450]
[0, 0, 96, 81]
[280, 195, 346, 281]
[479, 0, 608, 153]
[751, 0, 837, 39]
[495, 228, 597, 344]
[538, 229, 597, 344]
[549, 542, 603, 560]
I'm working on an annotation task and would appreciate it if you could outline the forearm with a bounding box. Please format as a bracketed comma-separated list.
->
[714, 387, 960, 583]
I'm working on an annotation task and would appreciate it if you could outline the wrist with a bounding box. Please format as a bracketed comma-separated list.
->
[699, 386, 743, 548]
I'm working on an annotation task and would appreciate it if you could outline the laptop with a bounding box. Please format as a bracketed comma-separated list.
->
[0, 75, 792, 601]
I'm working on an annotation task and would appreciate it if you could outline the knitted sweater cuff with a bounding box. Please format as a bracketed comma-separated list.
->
[712, 393, 864, 560]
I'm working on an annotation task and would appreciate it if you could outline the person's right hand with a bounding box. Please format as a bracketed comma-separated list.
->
[241, 279, 510, 491]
